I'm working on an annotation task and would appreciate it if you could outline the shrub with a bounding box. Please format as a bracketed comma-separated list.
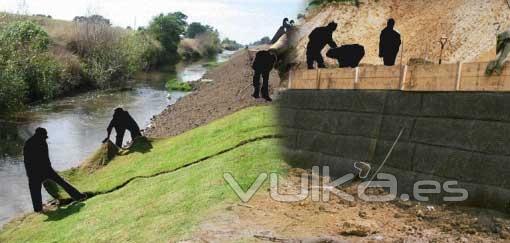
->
[178, 31, 221, 60]
[166, 78, 192, 92]
[0, 64, 27, 113]
[0, 21, 62, 102]
[120, 32, 163, 72]
[69, 20, 130, 88]
[82, 46, 128, 89]
[0, 20, 50, 52]
[22, 54, 63, 100]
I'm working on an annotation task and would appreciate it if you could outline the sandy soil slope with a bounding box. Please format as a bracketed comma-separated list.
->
[291, 0, 510, 68]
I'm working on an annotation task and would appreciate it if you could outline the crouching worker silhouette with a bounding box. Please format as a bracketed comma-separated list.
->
[252, 50, 277, 102]
[326, 44, 365, 68]
[307, 22, 338, 69]
[24, 128, 86, 212]
[103, 108, 142, 147]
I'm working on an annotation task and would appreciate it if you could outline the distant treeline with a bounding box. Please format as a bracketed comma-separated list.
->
[0, 12, 242, 114]
[308, 0, 360, 8]
[250, 36, 271, 46]
[221, 38, 243, 51]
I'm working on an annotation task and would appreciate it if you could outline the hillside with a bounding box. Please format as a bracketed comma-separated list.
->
[291, 0, 510, 67]
[0, 13, 126, 52]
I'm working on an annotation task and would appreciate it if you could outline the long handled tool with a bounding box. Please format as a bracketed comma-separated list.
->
[365, 127, 406, 188]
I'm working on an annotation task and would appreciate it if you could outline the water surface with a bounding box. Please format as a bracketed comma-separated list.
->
[0, 50, 235, 226]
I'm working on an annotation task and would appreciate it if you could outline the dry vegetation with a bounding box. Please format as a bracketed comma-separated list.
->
[0, 12, 162, 113]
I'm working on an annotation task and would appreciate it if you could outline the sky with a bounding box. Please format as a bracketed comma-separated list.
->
[0, 0, 306, 44]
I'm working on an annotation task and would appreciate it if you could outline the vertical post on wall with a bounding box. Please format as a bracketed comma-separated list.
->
[455, 62, 463, 91]
[316, 68, 321, 90]
[288, 68, 293, 89]
[400, 37, 404, 65]
[399, 65, 408, 90]
[354, 67, 360, 89]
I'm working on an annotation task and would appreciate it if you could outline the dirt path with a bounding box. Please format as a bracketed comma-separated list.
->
[145, 50, 281, 138]
[184, 169, 510, 242]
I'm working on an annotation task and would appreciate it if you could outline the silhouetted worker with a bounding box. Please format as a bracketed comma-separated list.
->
[327, 44, 365, 68]
[252, 50, 277, 102]
[283, 18, 291, 31]
[103, 108, 142, 147]
[23, 128, 85, 212]
[271, 18, 291, 44]
[307, 22, 338, 69]
[379, 18, 401, 66]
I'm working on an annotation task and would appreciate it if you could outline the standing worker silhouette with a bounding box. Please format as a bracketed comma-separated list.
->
[23, 128, 86, 212]
[252, 50, 277, 102]
[103, 108, 142, 147]
[306, 22, 338, 69]
[379, 18, 401, 66]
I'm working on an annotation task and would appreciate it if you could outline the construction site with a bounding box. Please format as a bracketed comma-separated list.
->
[3, 0, 510, 242]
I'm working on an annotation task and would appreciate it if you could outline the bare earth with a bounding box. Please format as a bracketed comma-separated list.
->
[184, 169, 510, 243]
[144, 50, 280, 138]
[292, 0, 510, 68]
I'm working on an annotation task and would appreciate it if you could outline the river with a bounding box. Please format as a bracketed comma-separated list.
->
[0, 51, 235, 226]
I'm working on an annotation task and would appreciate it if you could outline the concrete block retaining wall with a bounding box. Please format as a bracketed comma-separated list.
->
[277, 89, 510, 211]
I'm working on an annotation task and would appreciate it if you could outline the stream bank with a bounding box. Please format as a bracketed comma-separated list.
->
[0, 50, 235, 226]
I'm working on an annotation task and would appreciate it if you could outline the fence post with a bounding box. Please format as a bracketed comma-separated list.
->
[455, 62, 463, 91]
[399, 65, 408, 91]
[288, 68, 293, 89]
[316, 68, 321, 89]
[354, 67, 360, 89]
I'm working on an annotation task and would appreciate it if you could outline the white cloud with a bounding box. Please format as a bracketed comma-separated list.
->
[0, 0, 306, 44]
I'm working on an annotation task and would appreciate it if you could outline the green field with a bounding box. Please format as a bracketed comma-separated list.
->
[0, 106, 288, 242]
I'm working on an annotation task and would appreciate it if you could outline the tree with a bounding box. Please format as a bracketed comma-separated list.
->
[186, 22, 214, 38]
[148, 12, 188, 64]
[73, 15, 111, 25]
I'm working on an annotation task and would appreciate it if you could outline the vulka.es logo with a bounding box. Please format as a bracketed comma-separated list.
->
[224, 166, 468, 203]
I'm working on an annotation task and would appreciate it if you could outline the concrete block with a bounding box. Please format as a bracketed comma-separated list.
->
[412, 117, 475, 152]
[412, 144, 473, 180]
[371, 140, 415, 171]
[383, 91, 423, 116]
[378, 115, 416, 141]
[325, 90, 386, 113]
[421, 92, 510, 121]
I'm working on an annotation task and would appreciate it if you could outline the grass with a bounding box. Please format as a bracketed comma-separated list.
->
[202, 60, 221, 68]
[166, 78, 193, 92]
[0, 106, 287, 242]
